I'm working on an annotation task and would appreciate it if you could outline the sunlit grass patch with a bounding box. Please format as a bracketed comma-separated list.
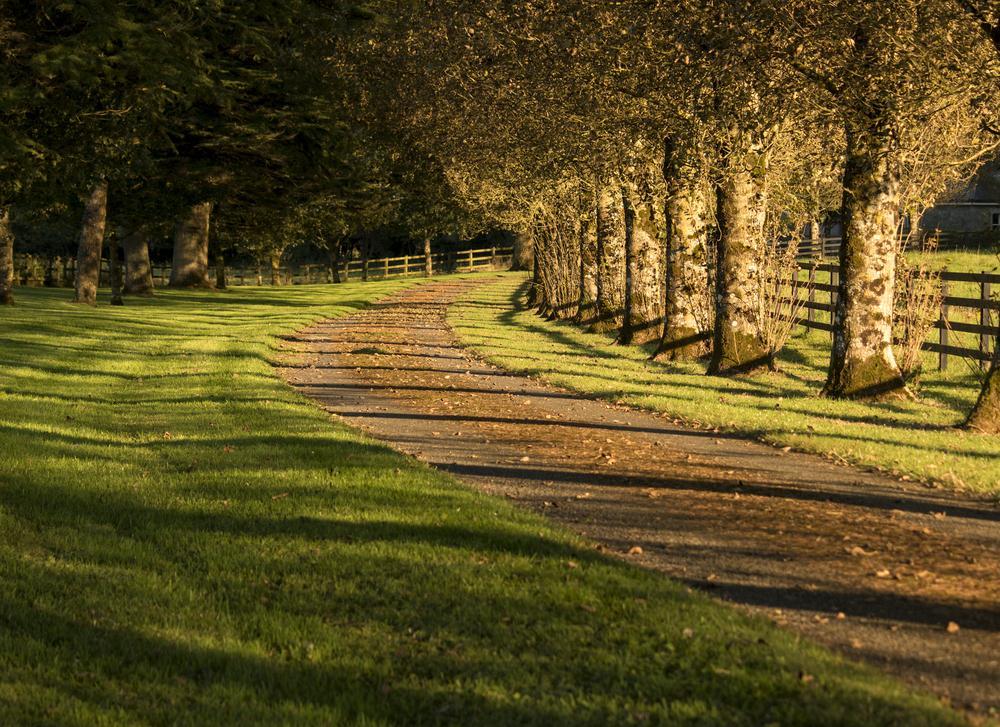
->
[450, 274, 999, 497]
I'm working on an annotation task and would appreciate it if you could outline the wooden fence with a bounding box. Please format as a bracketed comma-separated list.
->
[785, 236, 997, 370]
[796, 262, 997, 371]
[11, 245, 513, 288]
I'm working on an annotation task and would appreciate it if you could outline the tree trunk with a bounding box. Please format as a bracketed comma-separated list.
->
[619, 181, 664, 346]
[822, 121, 905, 398]
[966, 347, 1000, 433]
[576, 200, 599, 325]
[215, 255, 227, 289]
[169, 202, 212, 288]
[534, 208, 579, 320]
[707, 144, 769, 375]
[270, 251, 282, 286]
[331, 241, 343, 284]
[810, 218, 823, 258]
[108, 232, 124, 306]
[123, 229, 154, 296]
[511, 229, 533, 271]
[528, 242, 542, 309]
[424, 237, 432, 277]
[73, 180, 109, 305]
[656, 143, 711, 361]
[361, 239, 369, 282]
[0, 208, 14, 305]
[591, 179, 626, 333]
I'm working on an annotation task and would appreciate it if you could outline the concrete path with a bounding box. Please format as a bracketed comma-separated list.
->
[279, 279, 1000, 715]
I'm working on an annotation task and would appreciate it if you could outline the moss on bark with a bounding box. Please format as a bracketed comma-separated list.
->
[965, 351, 1000, 433]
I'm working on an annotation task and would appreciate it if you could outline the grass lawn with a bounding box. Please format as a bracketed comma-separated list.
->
[450, 274, 1000, 498]
[0, 280, 969, 725]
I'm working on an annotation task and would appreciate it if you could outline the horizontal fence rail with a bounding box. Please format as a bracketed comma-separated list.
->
[795, 262, 998, 371]
[11, 246, 513, 289]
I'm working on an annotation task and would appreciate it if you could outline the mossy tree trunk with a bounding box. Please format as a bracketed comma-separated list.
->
[0, 207, 14, 305]
[169, 202, 212, 288]
[822, 119, 905, 399]
[657, 141, 711, 360]
[123, 229, 155, 296]
[591, 178, 626, 333]
[619, 180, 664, 345]
[707, 141, 769, 375]
[73, 180, 109, 305]
[966, 348, 1000, 433]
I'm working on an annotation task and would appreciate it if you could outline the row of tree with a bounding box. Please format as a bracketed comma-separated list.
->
[334, 0, 1000, 432]
[2, 1, 999, 431]
[0, 1, 479, 305]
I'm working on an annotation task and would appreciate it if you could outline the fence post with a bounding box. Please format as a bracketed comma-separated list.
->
[467, 249, 474, 271]
[982, 277, 993, 370]
[384, 257, 389, 278]
[807, 267, 815, 323]
[424, 239, 432, 277]
[939, 280, 949, 372]
[830, 268, 838, 339]
[403, 255, 409, 276]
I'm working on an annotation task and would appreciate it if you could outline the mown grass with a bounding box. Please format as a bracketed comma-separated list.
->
[450, 274, 1000, 498]
[0, 281, 970, 725]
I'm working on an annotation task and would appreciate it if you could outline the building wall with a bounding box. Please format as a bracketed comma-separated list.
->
[920, 205, 1000, 235]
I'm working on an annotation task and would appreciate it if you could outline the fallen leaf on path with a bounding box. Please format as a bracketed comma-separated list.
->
[627, 546, 643, 555]
[946, 621, 960, 634]
[847, 546, 876, 557]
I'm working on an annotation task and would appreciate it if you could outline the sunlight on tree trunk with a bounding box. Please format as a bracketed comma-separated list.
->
[73, 181, 109, 305]
[169, 202, 213, 288]
[424, 237, 432, 277]
[965, 348, 1000, 433]
[823, 121, 905, 399]
[619, 181, 664, 345]
[576, 203, 598, 325]
[591, 179, 626, 333]
[708, 147, 769, 375]
[0, 208, 14, 305]
[123, 230, 155, 296]
[657, 144, 711, 360]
